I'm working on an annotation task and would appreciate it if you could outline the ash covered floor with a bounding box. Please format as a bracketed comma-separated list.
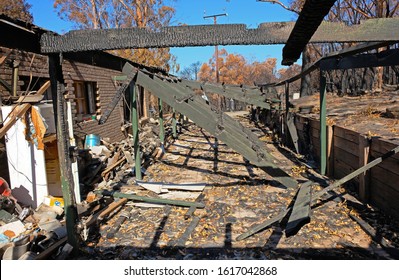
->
[77, 113, 399, 260]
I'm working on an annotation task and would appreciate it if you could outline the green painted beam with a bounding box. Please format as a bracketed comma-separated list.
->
[181, 79, 271, 109]
[172, 108, 177, 138]
[131, 67, 297, 189]
[320, 73, 327, 175]
[158, 98, 165, 146]
[131, 84, 142, 180]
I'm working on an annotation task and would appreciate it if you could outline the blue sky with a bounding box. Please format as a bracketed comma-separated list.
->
[28, 0, 297, 72]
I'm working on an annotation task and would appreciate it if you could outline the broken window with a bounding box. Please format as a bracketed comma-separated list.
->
[73, 81, 99, 122]
[19, 76, 51, 98]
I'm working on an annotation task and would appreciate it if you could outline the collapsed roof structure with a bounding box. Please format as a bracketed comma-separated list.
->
[1, 0, 399, 257]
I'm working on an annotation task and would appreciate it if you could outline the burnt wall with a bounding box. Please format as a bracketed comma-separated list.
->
[62, 60, 125, 144]
[0, 47, 125, 144]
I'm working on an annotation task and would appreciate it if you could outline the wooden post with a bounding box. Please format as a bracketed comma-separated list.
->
[131, 84, 142, 180]
[327, 125, 334, 177]
[320, 72, 327, 175]
[158, 98, 165, 148]
[67, 101, 81, 203]
[172, 108, 177, 139]
[358, 135, 370, 202]
[178, 113, 184, 133]
[48, 54, 79, 251]
[284, 82, 290, 146]
[12, 60, 19, 97]
[142, 87, 148, 118]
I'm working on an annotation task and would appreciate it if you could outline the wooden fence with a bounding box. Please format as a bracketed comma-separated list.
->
[295, 114, 399, 218]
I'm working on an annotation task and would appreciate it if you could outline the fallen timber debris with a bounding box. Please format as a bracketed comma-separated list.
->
[185, 193, 205, 220]
[169, 216, 201, 248]
[285, 181, 313, 237]
[95, 190, 205, 208]
[136, 180, 206, 194]
[237, 144, 399, 241]
[106, 206, 133, 239]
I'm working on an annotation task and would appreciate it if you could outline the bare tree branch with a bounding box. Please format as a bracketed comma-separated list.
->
[257, 0, 300, 14]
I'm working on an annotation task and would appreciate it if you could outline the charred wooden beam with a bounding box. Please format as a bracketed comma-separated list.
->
[320, 49, 399, 70]
[48, 54, 80, 251]
[96, 190, 206, 208]
[170, 216, 201, 247]
[40, 19, 399, 53]
[106, 206, 133, 239]
[184, 193, 205, 220]
[262, 41, 398, 87]
[282, 0, 337, 65]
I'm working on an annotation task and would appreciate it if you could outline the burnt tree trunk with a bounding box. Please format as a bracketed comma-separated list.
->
[300, 45, 312, 97]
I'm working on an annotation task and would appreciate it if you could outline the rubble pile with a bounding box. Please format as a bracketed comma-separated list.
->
[0, 191, 70, 260]
[80, 117, 172, 196]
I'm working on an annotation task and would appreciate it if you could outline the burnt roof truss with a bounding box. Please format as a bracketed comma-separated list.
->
[120, 63, 298, 189]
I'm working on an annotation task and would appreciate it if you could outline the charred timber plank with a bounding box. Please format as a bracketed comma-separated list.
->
[133, 69, 297, 188]
[287, 112, 299, 154]
[97, 198, 128, 222]
[320, 49, 399, 71]
[171, 216, 201, 247]
[101, 157, 126, 177]
[106, 205, 133, 239]
[262, 41, 398, 87]
[282, 0, 336, 65]
[237, 144, 399, 240]
[35, 237, 68, 260]
[184, 193, 205, 220]
[40, 19, 399, 53]
[285, 181, 312, 237]
[49, 55, 79, 251]
[96, 190, 206, 208]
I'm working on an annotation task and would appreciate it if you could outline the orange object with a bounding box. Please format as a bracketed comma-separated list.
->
[3, 230, 16, 239]
[0, 177, 11, 197]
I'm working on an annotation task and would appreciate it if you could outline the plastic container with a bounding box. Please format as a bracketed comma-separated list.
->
[84, 134, 100, 149]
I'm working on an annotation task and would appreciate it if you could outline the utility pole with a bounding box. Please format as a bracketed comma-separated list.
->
[203, 13, 227, 84]
[204, 12, 227, 112]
